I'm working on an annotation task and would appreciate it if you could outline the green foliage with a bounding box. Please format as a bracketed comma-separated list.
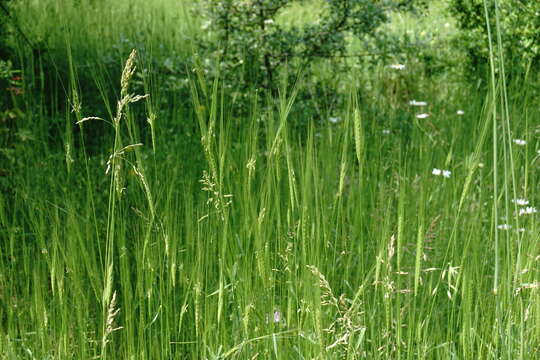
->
[3, 46, 540, 357]
[202, 0, 400, 92]
[3, 1, 540, 358]
[0, 0, 12, 58]
[0, 59, 23, 191]
[449, 0, 540, 74]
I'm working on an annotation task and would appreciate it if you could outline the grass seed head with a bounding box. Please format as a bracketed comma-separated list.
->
[121, 49, 137, 97]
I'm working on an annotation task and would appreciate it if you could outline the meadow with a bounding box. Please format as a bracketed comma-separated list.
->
[1, 0, 539, 359]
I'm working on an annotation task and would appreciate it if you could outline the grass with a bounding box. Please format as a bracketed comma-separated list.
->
[1, 0, 540, 359]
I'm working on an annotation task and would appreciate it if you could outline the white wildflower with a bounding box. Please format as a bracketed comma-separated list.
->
[456, 110, 465, 115]
[382, 129, 391, 135]
[432, 168, 451, 178]
[328, 116, 341, 124]
[519, 207, 537, 216]
[512, 198, 529, 206]
[409, 100, 427, 106]
[513, 139, 526, 146]
[497, 224, 511, 230]
[264, 19, 275, 26]
[416, 113, 429, 119]
[390, 64, 405, 70]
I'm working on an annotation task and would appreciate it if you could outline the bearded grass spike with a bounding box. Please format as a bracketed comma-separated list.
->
[336, 112, 350, 200]
[132, 165, 155, 218]
[147, 112, 157, 152]
[414, 190, 426, 297]
[353, 107, 363, 169]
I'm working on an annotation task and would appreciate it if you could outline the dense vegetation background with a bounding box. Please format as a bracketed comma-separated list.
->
[0, 0, 539, 358]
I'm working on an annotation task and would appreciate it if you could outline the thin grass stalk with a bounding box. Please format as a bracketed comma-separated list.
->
[483, 0, 499, 300]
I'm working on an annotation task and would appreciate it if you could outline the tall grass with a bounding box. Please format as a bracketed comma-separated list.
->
[1, 0, 539, 359]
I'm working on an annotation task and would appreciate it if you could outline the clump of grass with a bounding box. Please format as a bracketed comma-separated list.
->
[1, 1, 540, 359]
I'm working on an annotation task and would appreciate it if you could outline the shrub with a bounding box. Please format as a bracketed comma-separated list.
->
[449, 0, 540, 75]
[201, 0, 425, 94]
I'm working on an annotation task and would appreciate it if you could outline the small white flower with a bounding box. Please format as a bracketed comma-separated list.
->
[497, 224, 511, 230]
[409, 100, 427, 106]
[416, 113, 429, 119]
[512, 198, 529, 206]
[328, 116, 341, 124]
[513, 139, 526, 146]
[264, 19, 275, 26]
[537, 149, 540, 156]
[519, 207, 537, 216]
[517, 228, 526, 233]
[456, 110, 465, 115]
[433, 168, 451, 178]
[390, 64, 405, 70]
[382, 129, 391, 135]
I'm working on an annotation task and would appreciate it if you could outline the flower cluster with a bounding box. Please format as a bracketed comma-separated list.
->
[519, 207, 537, 216]
[512, 198, 529, 206]
[432, 168, 451, 178]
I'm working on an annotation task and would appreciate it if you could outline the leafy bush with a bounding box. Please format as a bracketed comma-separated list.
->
[449, 0, 540, 74]
[201, 0, 425, 93]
